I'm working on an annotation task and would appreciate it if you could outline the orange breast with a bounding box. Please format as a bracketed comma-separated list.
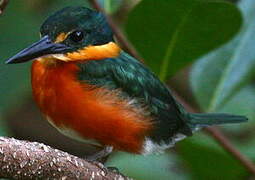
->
[31, 60, 152, 153]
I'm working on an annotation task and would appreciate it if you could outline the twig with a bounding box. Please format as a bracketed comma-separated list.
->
[88, 0, 255, 175]
[0, 137, 131, 180]
[88, 0, 141, 60]
[205, 127, 255, 174]
[0, 0, 9, 15]
[172, 92, 255, 175]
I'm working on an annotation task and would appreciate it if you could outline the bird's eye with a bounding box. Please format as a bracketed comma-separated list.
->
[69, 31, 84, 43]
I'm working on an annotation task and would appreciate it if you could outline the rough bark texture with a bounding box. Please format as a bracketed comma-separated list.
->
[0, 137, 131, 180]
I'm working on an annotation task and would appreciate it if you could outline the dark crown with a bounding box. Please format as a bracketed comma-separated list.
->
[40, 7, 114, 49]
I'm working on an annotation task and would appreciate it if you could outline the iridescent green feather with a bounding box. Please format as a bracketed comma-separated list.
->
[77, 51, 247, 144]
[77, 51, 192, 143]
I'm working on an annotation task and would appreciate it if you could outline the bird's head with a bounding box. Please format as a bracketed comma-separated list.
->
[6, 6, 120, 65]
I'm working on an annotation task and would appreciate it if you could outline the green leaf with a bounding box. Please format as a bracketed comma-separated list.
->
[191, 0, 255, 112]
[178, 134, 248, 180]
[126, 0, 242, 81]
[189, 0, 255, 177]
[214, 85, 255, 160]
[106, 152, 190, 180]
[220, 85, 255, 133]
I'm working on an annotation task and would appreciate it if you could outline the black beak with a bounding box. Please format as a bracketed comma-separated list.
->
[5, 35, 71, 64]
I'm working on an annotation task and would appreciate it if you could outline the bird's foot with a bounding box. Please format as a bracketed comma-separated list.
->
[85, 146, 113, 164]
[88, 160, 122, 176]
[107, 166, 119, 173]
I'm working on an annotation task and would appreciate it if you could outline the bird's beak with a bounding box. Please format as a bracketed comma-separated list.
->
[5, 35, 71, 64]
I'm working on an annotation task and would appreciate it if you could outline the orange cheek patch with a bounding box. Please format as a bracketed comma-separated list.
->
[66, 42, 121, 61]
[55, 32, 68, 43]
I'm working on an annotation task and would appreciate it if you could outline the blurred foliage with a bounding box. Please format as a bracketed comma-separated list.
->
[1, 0, 255, 180]
[0, 0, 89, 129]
[0, 116, 8, 136]
[126, 0, 242, 81]
[178, 133, 248, 179]
[188, 0, 255, 178]
[98, 0, 123, 14]
[107, 152, 189, 180]
[191, 0, 255, 113]
[111, 0, 250, 179]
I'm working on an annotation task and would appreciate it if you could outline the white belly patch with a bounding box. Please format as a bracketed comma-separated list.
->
[142, 133, 187, 155]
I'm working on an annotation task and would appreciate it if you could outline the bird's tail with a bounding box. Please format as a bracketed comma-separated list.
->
[186, 113, 248, 129]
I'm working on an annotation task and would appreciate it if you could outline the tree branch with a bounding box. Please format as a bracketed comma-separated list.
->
[88, 0, 255, 175]
[0, 137, 131, 180]
[0, 0, 9, 15]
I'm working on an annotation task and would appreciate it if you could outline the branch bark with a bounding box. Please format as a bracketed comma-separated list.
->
[0, 0, 9, 15]
[0, 137, 131, 180]
[88, 0, 255, 175]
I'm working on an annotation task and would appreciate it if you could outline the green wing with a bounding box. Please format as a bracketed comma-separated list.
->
[77, 52, 191, 143]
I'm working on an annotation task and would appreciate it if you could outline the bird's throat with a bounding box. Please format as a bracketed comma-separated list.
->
[66, 42, 121, 61]
[36, 42, 121, 66]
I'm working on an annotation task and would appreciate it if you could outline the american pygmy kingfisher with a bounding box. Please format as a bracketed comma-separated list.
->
[6, 7, 248, 158]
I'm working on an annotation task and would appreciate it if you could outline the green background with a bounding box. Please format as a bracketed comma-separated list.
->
[1, 0, 254, 179]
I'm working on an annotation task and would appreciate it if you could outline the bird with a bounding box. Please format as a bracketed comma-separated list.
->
[5, 6, 248, 159]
